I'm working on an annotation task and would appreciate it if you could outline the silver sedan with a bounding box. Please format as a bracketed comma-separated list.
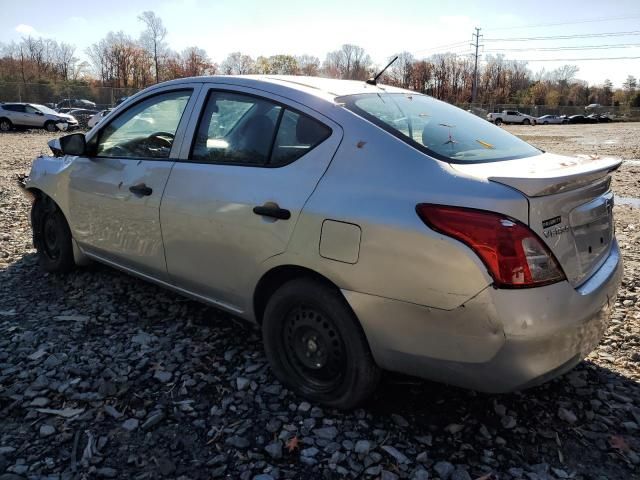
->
[25, 76, 622, 408]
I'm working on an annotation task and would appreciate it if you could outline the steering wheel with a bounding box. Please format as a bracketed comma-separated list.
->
[147, 132, 175, 148]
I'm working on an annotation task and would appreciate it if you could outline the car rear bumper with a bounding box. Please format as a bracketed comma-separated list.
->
[343, 240, 622, 392]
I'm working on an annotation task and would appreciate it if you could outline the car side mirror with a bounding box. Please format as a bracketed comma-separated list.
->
[59, 133, 87, 156]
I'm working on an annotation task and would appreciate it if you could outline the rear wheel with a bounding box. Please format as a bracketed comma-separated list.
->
[0, 118, 12, 132]
[262, 278, 380, 409]
[32, 195, 75, 273]
[44, 121, 58, 132]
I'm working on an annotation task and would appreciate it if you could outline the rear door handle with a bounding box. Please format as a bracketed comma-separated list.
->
[129, 183, 153, 196]
[253, 204, 291, 220]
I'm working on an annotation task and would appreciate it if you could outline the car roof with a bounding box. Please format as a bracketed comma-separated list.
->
[148, 75, 410, 102]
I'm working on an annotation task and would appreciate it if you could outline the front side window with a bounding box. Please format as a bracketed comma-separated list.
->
[338, 93, 541, 163]
[96, 90, 191, 159]
[191, 91, 332, 167]
[25, 105, 40, 114]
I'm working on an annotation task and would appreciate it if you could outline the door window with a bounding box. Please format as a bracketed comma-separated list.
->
[25, 105, 40, 114]
[191, 91, 331, 166]
[96, 90, 191, 159]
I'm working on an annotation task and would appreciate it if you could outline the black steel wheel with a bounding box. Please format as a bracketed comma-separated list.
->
[0, 118, 12, 132]
[262, 278, 380, 409]
[32, 195, 75, 273]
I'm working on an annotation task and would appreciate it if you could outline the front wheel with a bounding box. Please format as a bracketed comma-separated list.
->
[522, 118, 531, 125]
[32, 196, 75, 273]
[262, 278, 380, 409]
[44, 121, 58, 132]
[494, 118, 503, 126]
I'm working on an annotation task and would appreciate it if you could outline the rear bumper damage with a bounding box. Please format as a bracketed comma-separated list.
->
[344, 241, 622, 392]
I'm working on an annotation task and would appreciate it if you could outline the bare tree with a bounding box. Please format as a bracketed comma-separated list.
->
[296, 55, 320, 76]
[323, 44, 371, 80]
[138, 11, 167, 83]
[221, 52, 255, 75]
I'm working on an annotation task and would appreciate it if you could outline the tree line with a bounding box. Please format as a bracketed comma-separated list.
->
[0, 10, 638, 108]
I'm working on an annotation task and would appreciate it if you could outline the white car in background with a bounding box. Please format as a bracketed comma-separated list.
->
[88, 109, 112, 128]
[536, 115, 568, 125]
[487, 110, 536, 125]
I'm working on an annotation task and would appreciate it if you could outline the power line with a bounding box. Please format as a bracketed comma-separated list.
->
[485, 30, 640, 42]
[486, 14, 640, 31]
[499, 55, 640, 62]
[485, 43, 640, 52]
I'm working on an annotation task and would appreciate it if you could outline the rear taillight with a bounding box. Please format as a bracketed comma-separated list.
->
[416, 204, 565, 288]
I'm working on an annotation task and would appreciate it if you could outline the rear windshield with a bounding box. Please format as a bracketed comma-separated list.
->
[338, 93, 541, 163]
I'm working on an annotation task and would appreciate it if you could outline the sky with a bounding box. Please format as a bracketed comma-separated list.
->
[1, 0, 639, 87]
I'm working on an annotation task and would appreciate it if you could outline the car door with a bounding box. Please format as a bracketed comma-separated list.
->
[5, 104, 28, 125]
[160, 86, 343, 313]
[65, 84, 201, 281]
[24, 105, 44, 127]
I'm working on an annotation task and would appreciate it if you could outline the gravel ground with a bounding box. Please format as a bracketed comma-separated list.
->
[1, 127, 639, 480]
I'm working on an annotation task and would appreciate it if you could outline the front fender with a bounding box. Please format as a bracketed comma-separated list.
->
[26, 155, 75, 219]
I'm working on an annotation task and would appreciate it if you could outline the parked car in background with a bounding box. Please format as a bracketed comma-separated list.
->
[69, 108, 100, 129]
[87, 109, 113, 128]
[487, 110, 536, 125]
[26, 76, 622, 408]
[56, 98, 97, 110]
[0, 102, 78, 132]
[56, 107, 75, 114]
[536, 114, 568, 125]
[587, 113, 612, 123]
[568, 115, 598, 124]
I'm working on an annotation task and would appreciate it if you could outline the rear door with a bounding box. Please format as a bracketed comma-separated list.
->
[161, 85, 342, 312]
[66, 84, 200, 280]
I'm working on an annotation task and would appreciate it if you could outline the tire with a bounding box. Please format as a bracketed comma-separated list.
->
[44, 121, 58, 132]
[262, 278, 380, 409]
[562, 120, 568, 124]
[523, 118, 531, 125]
[543, 121, 549, 125]
[31, 195, 75, 273]
[0, 118, 12, 132]
[494, 118, 502, 126]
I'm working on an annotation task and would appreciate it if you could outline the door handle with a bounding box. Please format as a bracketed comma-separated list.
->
[253, 204, 291, 220]
[129, 183, 153, 196]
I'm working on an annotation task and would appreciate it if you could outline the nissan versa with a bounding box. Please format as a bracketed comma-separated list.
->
[25, 76, 622, 408]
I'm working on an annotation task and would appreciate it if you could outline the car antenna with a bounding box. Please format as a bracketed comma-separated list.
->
[366, 56, 398, 86]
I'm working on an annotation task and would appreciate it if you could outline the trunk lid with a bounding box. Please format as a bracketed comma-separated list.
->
[450, 153, 621, 286]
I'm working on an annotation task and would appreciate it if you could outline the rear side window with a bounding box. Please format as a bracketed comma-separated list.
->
[3, 104, 25, 112]
[190, 90, 331, 167]
[271, 110, 330, 166]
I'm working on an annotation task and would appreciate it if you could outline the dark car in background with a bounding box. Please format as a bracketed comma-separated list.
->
[568, 115, 598, 124]
[56, 99, 97, 110]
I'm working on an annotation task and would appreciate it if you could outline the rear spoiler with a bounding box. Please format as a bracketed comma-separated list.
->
[488, 156, 622, 197]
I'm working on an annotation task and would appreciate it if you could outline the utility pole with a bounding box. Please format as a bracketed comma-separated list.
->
[471, 27, 483, 104]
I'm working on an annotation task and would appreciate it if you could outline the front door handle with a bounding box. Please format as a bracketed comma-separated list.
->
[129, 183, 153, 196]
[253, 204, 291, 220]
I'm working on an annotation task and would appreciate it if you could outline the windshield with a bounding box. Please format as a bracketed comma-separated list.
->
[31, 104, 59, 115]
[338, 93, 541, 163]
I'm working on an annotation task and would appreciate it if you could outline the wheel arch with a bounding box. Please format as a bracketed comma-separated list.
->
[253, 265, 343, 324]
